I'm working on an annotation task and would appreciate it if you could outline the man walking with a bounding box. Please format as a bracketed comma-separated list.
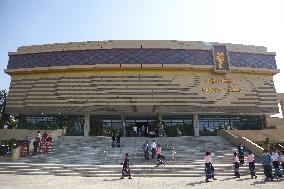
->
[143, 141, 149, 160]
[151, 140, 157, 159]
[261, 149, 274, 181]
[32, 138, 39, 157]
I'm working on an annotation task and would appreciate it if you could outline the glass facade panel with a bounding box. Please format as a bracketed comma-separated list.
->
[18, 115, 85, 136]
[199, 115, 264, 136]
[89, 115, 194, 137]
[163, 116, 194, 137]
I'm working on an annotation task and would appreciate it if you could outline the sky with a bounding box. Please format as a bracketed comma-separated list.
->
[0, 0, 284, 116]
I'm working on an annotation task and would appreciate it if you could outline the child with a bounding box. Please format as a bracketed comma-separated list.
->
[247, 150, 257, 179]
[120, 153, 132, 179]
[204, 151, 217, 182]
[233, 152, 240, 178]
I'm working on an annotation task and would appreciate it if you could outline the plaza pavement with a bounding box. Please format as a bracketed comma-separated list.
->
[0, 174, 283, 189]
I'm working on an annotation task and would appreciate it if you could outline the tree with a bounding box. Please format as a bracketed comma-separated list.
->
[0, 90, 8, 125]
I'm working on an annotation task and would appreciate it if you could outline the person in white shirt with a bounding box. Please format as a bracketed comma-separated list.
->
[204, 151, 217, 182]
[271, 150, 282, 177]
[151, 140, 157, 159]
[37, 131, 42, 140]
[271, 150, 280, 168]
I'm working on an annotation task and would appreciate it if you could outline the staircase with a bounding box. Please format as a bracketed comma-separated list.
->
[0, 136, 264, 177]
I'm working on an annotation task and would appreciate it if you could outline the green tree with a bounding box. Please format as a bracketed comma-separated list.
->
[0, 90, 8, 125]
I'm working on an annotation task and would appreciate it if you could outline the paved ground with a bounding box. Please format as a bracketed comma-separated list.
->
[0, 174, 283, 189]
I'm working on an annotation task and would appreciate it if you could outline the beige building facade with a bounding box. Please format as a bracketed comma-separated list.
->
[5, 41, 280, 136]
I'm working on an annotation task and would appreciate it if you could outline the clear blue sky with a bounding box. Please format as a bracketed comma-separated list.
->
[1, 0, 284, 90]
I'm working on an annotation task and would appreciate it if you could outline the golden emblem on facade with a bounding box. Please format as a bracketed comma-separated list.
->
[215, 52, 225, 69]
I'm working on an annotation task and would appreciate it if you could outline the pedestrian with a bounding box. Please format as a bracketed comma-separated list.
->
[32, 138, 39, 157]
[111, 132, 116, 148]
[62, 125, 67, 136]
[24, 136, 31, 156]
[141, 125, 145, 137]
[143, 141, 149, 160]
[46, 135, 52, 143]
[280, 150, 284, 175]
[37, 131, 42, 140]
[204, 151, 217, 182]
[43, 131, 48, 139]
[151, 140, 157, 159]
[271, 150, 282, 177]
[156, 144, 165, 166]
[237, 143, 244, 165]
[233, 152, 241, 178]
[247, 150, 257, 179]
[261, 149, 274, 181]
[116, 133, 121, 148]
[120, 153, 132, 179]
[171, 147, 176, 160]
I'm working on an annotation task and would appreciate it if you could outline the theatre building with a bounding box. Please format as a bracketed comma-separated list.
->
[4, 41, 279, 136]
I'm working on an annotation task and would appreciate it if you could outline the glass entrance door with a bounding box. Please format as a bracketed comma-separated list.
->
[89, 115, 194, 137]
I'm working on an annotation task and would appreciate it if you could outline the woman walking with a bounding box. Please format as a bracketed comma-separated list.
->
[156, 144, 165, 167]
[233, 152, 241, 178]
[247, 150, 257, 179]
[204, 151, 217, 182]
[120, 153, 132, 179]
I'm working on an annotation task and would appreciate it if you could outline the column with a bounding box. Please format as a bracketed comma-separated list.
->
[193, 115, 199, 136]
[84, 114, 90, 136]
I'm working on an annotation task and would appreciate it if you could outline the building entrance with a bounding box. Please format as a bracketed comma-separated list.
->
[89, 115, 194, 137]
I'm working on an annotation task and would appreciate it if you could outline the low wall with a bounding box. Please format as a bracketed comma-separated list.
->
[0, 129, 63, 141]
[218, 130, 264, 156]
[266, 117, 284, 126]
[12, 146, 21, 161]
[0, 129, 63, 162]
[0, 146, 21, 162]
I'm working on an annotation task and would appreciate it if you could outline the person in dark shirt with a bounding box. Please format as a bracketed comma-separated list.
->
[237, 143, 245, 165]
[24, 136, 31, 155]
[261, 149, 274, 181]
[116, 133, 121, 148]
[32, 138, 39, 157]
[120, 153, 132, 179]
[111, 132, 116, 148]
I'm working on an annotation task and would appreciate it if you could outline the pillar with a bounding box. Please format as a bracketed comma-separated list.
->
[193, 115, 199, 136]
[84, 114, 90, 136]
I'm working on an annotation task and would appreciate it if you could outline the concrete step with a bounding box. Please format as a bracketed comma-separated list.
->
[0, 162, 265, 177]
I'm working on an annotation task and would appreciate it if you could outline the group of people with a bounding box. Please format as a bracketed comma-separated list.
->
[261, 149, 284, 181]
[204, 144, 284, 182]
[143, 140, 165, 166]
[23, 131, 53, 157]
[120, 142, 165, 179]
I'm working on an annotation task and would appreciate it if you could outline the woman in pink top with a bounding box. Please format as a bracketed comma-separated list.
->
[247, 150, 257, 179]
[156, 144, 165, 167]
[204, 151, 217, 182]
[233, 152, 240, 178]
